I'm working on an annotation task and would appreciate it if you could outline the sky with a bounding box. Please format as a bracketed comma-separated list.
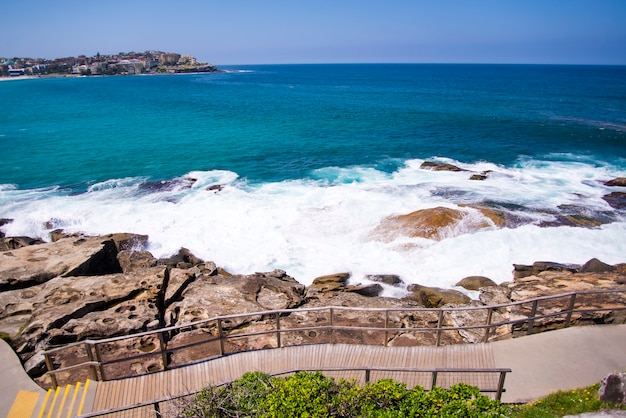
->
[2, 0, 626, 65]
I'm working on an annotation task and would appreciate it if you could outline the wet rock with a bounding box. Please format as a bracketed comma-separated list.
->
[0, 236, 46, 252]
[605, 178, 626, 187]
[105, 233, 149, 251]
[513, 262, 579, 279]
[581, 258, 615, 273]
[308, 273, 351, 293]
[0, 218, 13, 238]
[420, 161, 467, 172]
[0, 236, 122, 291]
[157, 247, 203, 269]
[603, 192, 626, 210]
[366, 274, 404, 286]
[345, 283, 383, 297]
[405, 284, 471, 308]
[455, 276, 498, 291]
[371, 206, 495, 242]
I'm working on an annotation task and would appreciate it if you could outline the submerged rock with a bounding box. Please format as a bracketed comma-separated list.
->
[405, 284, 471, 308]
[603, 192, 626, 210]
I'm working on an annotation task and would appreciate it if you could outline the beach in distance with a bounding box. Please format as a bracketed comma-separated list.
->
[1, 64, 625, 291]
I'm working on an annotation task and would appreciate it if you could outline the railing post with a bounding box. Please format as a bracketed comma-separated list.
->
[44, 353, 58, 388]
[496, 371, 507, 401]
[435, 310, 444, 346]
[483, 307, 494, 343]
[157, 331, 168, 372]
[431, 370, 438, 390]
[527, 299, 539, 335]
[564, 293, 577, 328]
[276, 312, 282, 348]
[217, 318, 225, 356]
[384, 310, 389, 347]
[329, 307, 335, 344]
[93, 343, 106, 381]
[85, 343, 97, 381]
[365, 369, 371, 384]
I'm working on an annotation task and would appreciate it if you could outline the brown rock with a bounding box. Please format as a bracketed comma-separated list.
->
[117, 250, 158, 273]
[405, 284, 471, 308]
[309, 273, 351, 293]
[372, 207, 465, 241]
[157, 247, 203, 269]
[513, 262, 579, 279]
[604, 178, 626, 187]
[366, 274, 404, 286]
[603, 192, 626, 209]
[479, 285, 512, 306]
[581, 258, 615, 273]
[0, 266, 167, 375]
[345, 284, 383, 297]
[0, 236, 122, 291]
[420, 161, 467, 172]
[455, 276, 498, 291]
[0, 236, 45, 252]
[469, 174, 488, 181]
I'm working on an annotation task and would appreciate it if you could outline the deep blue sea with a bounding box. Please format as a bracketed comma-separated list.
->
[1, 64, 626, 292]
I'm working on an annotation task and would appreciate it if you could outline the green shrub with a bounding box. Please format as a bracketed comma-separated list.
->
[180, 371, 510, 417]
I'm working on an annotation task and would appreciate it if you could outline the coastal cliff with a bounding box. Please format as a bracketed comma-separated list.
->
[0, 228, 624, 386]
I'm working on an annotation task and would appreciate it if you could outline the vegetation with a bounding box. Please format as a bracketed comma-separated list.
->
[178, 372, 626, 417]
[179, 371, 508, 417]
[509, 383, 626, 418]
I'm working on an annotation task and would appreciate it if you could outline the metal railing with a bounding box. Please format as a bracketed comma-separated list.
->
[42, 289, 626, 387]
[76, 367, 512, 417]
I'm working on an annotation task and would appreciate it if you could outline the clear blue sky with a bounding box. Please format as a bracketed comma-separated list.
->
[2, 0, 625, 65]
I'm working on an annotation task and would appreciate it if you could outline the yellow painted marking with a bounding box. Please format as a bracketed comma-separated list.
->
[66, 382, 81, 418]
[46, 386, 61, 418]
[55, 385, 71, 418]
[37, 389, 53, 418]
[76, 379, 91, 416]
[7, 390, 39, 418]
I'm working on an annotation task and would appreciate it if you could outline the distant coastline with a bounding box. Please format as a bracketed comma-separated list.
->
[0, 50, 220, 79]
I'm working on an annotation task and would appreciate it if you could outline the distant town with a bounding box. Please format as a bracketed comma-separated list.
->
[0, 50, 219, 77]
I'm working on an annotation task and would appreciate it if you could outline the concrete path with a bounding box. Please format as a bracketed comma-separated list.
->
[493, 324, 626, 403]
[0, 339, 46, 418]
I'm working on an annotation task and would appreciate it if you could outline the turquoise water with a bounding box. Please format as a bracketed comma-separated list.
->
[1, 64, 625, 290]
[2, 64, 625, 190]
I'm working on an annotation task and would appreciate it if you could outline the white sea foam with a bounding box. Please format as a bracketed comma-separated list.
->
[1, 158, 625, 294]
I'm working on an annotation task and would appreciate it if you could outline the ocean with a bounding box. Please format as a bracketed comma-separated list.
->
[1, 64, 625, 294]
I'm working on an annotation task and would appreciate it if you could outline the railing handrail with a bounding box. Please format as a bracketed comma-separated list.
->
[76, 366, 512, 417]
[43, 288, 626, 386]
[43, 288, 626, 353]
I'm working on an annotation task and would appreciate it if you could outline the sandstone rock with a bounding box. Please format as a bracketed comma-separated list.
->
[345, 284, 383, 297]
[0, 236, 45, 251]
[104, 233, 149, 251]
[157, 247, 203, 269]
[479, 285, 512, 306]
[405, 284, 471, 308]
[420, 161, 467, 172]
[166, 270, 305, 327]
[603, 192, 626, 210]
[164, 267, 197, 308]
[0, 236, 122, 291]
[469, 173, 488, 181]
[449, 301, 511, 343]
[581, 258, 615, 273]
[366, 274, 404, 286]
[605, 178, 626, 187]
[0, 266, 167, 375]
[371, 207, 464, 242]
[513, 262, 579, 279]
[456, 276, 498, 291]
[308, 273, 351, 293]
[117, 250, 157, 273]
[599, 372, 626, 404]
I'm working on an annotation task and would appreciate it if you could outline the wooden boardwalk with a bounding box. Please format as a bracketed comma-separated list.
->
[87, 343, 500, 417]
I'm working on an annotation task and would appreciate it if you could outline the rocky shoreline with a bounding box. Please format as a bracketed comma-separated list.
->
[0, 223, 625, 385]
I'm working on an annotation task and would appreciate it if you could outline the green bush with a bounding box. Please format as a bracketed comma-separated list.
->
[180, 371, 510, 417]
